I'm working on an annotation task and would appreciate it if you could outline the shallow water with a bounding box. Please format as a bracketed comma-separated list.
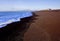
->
[0, 11, 32, 28]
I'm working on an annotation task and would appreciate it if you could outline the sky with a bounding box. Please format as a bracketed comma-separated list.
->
[0, 0, 60, 11]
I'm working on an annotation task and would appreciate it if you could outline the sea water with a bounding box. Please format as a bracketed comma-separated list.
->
[0, 11, 32, 28]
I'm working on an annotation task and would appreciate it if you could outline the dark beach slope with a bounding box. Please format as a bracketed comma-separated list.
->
[0, 13, 36, 41]
[24, 10, 60, 41]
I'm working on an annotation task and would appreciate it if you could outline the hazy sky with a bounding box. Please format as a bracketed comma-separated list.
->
[0, 0, 60, 11]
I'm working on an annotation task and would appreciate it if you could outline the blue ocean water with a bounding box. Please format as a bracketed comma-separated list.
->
[0, 11, 32, 28]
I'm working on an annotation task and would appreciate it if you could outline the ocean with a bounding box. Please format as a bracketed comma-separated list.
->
[0, 11, 32, 28]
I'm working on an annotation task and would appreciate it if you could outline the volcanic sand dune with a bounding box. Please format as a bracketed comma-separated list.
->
[24, 10, 60, 41]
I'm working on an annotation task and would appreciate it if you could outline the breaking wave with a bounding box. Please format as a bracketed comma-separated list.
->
[0, 11, 32, 28]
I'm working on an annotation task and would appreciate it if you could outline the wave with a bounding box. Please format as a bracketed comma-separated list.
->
[0, 11, 32, 28]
